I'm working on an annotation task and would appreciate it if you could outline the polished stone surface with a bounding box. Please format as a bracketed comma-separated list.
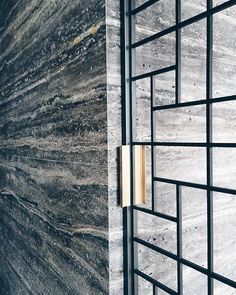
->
[107, 0, 124, 294]
[0, 0, 108, 294]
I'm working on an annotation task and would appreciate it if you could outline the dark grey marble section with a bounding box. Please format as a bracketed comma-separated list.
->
[0, 0, 108, 294]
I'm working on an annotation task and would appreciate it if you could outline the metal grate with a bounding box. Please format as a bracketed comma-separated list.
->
[122, 0, 236, 294]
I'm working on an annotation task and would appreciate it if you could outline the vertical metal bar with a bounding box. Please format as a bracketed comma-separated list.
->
[153, 285, 157, 295]
[176, 0, 183, 294]
[151, 76, 156, 211]
[175, 0, 181, 105]
[128, 0, 138, 294]
[176, 185, 183, 295]
[121, 0, 133, 293]
[207, 0, 213, 294]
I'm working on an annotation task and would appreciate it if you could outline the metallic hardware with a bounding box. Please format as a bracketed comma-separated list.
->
[120, 145, 146, 208]
[134, 145, 146, 205]
[120, 145, 131, 208]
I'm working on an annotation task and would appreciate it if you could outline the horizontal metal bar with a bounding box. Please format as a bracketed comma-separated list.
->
[135, 238, 207, 275]
[212, 271, 236, 289]
[154, 100, 207, 111]
[155, 177, 207, 190]
[131, 65, 176, 81]
[131, 0, 160, 15]
[132, 0, 236, 48]
[181, 257, 208, 275]
[153, 95, 236, 111]
[134, 238, 236, 289]
[211, 143, 236, 148]
[132, 25, 178, 49]
[152, 142, 206, 147]
[134, 237, 177, 260]
[131, 141, 152, 145]
[133, 205, 177, 222]
[211, 185, 236, 195]
[134, 269, 178, 295]
[155, 177, 236, 195]
[133, 142, 236, 148]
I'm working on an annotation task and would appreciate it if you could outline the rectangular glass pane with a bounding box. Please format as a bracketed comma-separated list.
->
[181, 0, 206, 21]
[137, 275, 152, 295]
[183, 265, 208, 295]
[137, 243, 177, 291]
[213, 192, 236, 281]
[182, 187, 207, 267]
[213, 101, 236, 143]
[158, 290, 169, 295]
[155, 181, 176, 217]
[136, 210, 177, 254]
[135, 0, 148, 8]
[154, 71, 176, 107]
[155, 147, 206, 184]
[213, 148, 236, 189]
[181, 19, 206, 102]
[135, 0, 175, 42]
[135, 32, 175, 76]
[135, 78, 151, 142]
[214, 280, 236, 295]
[213, 0, 232, 7]
[213, 6, 236, 98]
[155, 105, 206, 142]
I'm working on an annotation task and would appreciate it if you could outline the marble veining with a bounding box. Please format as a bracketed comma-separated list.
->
[0, 0, 108, 294]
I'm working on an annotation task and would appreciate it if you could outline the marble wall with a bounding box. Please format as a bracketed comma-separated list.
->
[0, 0, 108, 294]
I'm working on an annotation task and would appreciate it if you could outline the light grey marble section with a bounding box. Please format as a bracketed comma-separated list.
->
[132, 1, 236, 295]
[106, 1, 124, 295]
[213, 5, 236, 98]
[135, 0, 175, 42]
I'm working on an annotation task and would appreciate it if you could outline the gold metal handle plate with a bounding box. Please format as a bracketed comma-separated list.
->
[120, 145, 146, 208]
[120, 145, 131, 208]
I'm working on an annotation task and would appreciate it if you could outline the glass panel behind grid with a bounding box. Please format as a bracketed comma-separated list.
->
[128, 0, 236, 294]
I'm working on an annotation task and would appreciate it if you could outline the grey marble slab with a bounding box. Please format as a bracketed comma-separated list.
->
[106, 0, 124, 294]
[0, 0, 108, 294]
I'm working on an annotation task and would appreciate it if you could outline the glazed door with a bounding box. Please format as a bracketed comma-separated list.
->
[122, 0, 236, 294]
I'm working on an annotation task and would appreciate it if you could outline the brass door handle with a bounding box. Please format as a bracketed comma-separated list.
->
[120, 145, 146, 208]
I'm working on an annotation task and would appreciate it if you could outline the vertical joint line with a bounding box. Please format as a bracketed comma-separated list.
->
[207, 0, 213, 294]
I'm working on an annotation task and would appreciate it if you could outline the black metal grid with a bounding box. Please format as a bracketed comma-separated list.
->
[122, 0, 236, 294]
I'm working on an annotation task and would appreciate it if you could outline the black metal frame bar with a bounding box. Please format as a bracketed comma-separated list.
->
[153, 94, 236, 110]
[121, 0, 236, 294]
[132, 142, 236, 148]
[206, 0, 213, 293]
